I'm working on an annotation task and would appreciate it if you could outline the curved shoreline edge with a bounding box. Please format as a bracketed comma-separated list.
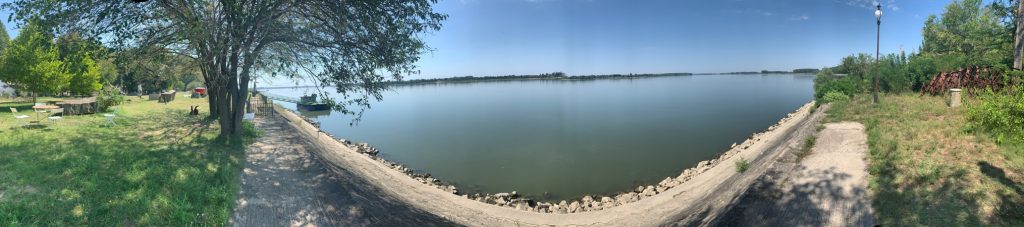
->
[271, 101, 823, 226]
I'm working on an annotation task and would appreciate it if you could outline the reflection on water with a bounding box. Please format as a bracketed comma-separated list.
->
[298, 109, 332, 118]
[270, 74, 814, 200]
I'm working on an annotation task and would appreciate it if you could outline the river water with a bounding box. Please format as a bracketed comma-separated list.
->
[269, 74, 814, 200]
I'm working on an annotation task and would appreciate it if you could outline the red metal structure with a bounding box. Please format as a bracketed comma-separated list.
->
[194, 87, 207, 95]
[921, 66, 1004, 96]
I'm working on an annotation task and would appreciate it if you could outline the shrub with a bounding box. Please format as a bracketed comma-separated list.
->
[879, 60, 913, 93]
[1005, 70, 1024, 87]
[242, 121, 262, 139]
[814, 69, 864, 104]
[97, 84, 124, 111]
[822, 90, 849, 103]
[966, 90, 1024, 143]
[735, 157, 750, 173]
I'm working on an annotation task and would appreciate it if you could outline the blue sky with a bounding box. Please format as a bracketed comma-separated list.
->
[412, 0, 952, 78]
[0, 0, 955, 80]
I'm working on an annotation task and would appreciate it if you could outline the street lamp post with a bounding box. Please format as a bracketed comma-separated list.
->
[873, 4, 882, 104]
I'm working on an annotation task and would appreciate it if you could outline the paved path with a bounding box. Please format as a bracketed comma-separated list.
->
[713, 122, 875, 226]
[230, 114, 454, 226]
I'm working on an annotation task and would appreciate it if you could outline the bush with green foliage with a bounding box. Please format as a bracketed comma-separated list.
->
[822, 90, 849, 103]
[966, 90, 1024, 144]
[1005, 70, 1024, 86]
[877, 54, 913, 93]
[814, 68, 864, 103]
[97, 84, 124, 111]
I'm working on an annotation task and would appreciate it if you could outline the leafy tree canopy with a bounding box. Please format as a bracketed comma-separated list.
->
[921, 0, 1014, 68]
[67, 53, 102, 96]
[0, 19, 10, 53]
[0, 20, 70, 99]
[4, 0, 446, 138]
[57, 33, 107, 95]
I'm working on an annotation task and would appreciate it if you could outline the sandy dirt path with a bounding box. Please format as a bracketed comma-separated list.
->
[713, 122, 874, 226]
[229, 114, 454, 226]
[273, 102, 827, 226]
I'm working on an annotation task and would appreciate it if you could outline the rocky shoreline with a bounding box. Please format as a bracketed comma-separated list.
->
[277, 102, 815, 214]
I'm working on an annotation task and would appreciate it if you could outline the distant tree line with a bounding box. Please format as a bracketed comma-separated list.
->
[719, 71, 760, 74]
[714, 69, 818, 75]
[792, 68, 820, 73]
[389, 72, 693, 85]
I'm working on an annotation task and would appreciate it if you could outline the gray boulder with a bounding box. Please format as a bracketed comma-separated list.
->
[568, 201, 581, 213]
[641, 185, 657, 197]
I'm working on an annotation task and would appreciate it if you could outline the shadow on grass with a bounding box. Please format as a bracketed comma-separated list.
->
[978, 161, 1024, 221]
[0, 108, 246, 226]
[0, 102, 34, 113]
[6, 124, 53, 131]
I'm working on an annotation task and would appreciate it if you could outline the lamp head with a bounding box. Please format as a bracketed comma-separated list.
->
[875, 4, 882, 20]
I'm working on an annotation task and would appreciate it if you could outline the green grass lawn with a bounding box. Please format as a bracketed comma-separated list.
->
[826, 93, 1024, 226]
[1, 95, 250, 226]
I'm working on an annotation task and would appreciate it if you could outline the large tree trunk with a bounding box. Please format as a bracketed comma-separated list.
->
[1015, 0, 1024, 70]
[207, 84, 219, 117]
[215, 77, 250, 138]
[231, 75, 250, 135]
[204, 51, 253, 139]
[198, 61, 241, 139]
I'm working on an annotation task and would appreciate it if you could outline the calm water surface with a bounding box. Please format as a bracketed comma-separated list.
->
[270, 74, 813, 200]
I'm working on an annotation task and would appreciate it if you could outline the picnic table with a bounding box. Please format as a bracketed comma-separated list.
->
[31, 105, 59, 123]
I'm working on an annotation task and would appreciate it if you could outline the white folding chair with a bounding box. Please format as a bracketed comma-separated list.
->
[47, 108, 64, 125]
[10, 107, 29, 126]
[103, 113, 116, 126]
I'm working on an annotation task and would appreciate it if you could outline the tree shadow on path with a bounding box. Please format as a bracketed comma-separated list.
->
[709, 167, 874, 227]
[230, 115, 457, 227]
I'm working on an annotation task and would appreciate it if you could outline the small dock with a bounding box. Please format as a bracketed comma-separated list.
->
[259, 92, 301, 103]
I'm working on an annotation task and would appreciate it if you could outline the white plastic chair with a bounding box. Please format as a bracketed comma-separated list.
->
[10, 107, 29, 126]
[47, 108, 63, 125]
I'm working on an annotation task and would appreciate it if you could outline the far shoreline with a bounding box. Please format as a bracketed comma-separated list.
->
[256, 70, 818, 90]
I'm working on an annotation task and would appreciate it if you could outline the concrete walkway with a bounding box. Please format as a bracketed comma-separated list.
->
[229, 114, 453, 226]
[713, 122, 875, 226]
